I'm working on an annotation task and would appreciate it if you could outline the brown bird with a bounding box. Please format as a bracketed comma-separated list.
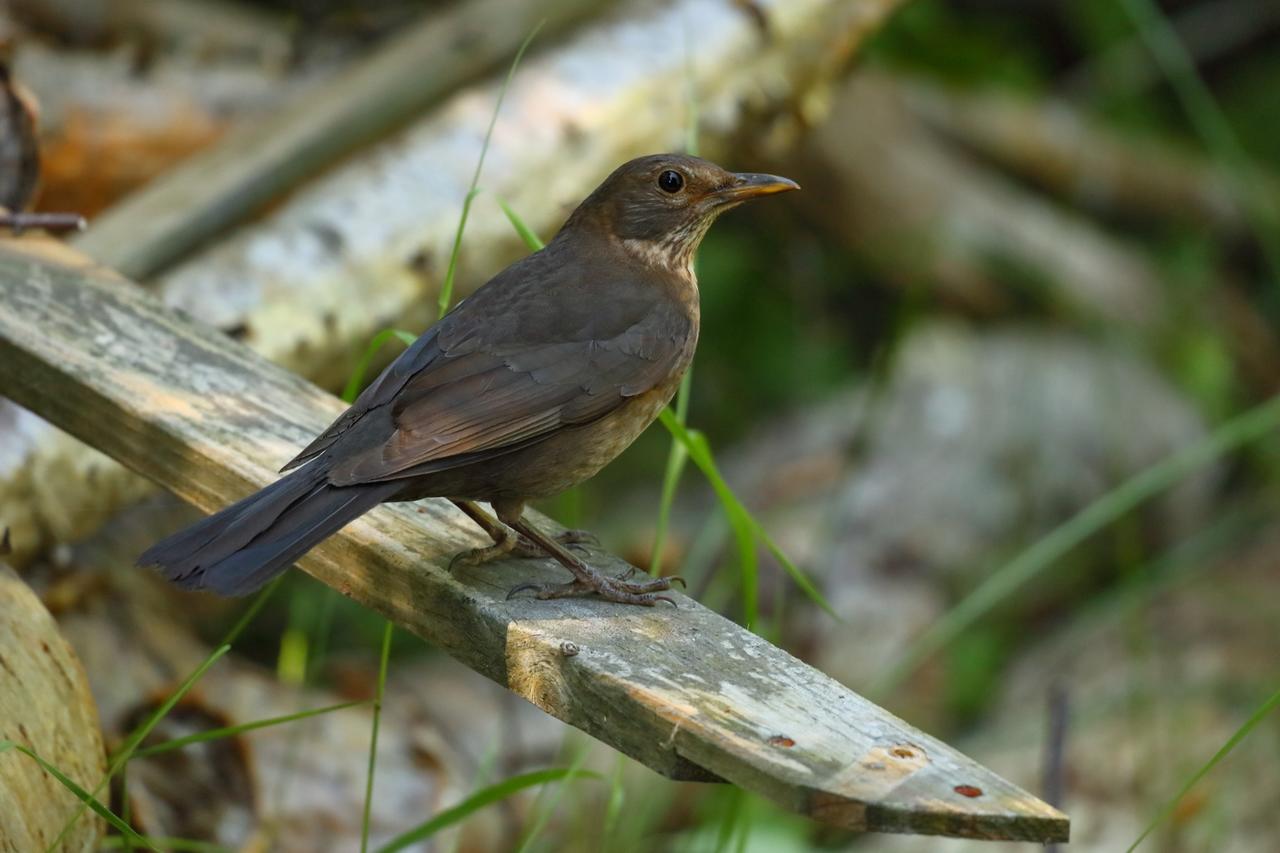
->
[140, 154, 797, 605]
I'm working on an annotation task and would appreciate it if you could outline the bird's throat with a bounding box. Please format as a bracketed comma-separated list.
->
[619, 215, 714, 285]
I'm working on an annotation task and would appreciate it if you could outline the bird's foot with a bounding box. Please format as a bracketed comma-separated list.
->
[507, 566, 685, 607]
[449, 540, 516, 571]
[511, 528, 599, 558]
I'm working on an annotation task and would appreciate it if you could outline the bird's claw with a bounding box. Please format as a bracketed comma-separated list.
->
[505, 567, 679, 607]
[450, 545, 500, 572]
[506, 582, 541, 600]
[618, 566, 684, 588]
[557, 528, 601, 547]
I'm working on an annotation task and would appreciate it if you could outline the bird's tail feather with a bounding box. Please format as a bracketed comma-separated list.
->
[139, 468, 396, 596]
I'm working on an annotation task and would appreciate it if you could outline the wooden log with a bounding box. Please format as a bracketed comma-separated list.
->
[0, 560, 105, 851]
[899, 78, 1271, 236]
[786, 73, 1164, 323]
[73, 0, 605, 280]
[0, 248, 1069, 841]
[1, 0, 903, 565]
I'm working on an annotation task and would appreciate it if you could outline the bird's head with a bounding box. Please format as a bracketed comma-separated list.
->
[562, 154, 798, 277]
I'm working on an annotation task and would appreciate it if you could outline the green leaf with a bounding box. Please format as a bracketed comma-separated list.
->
[0, 741, 157, 851]
[514, 747, 590, 853]
[131, 701, 367, 759]
[1118, 0, 1280, 283]
[360, 621, 395, 853]
[658, 409, 838, 625]
[377, 767, 600, 853]
[650, 370, 693, 577]
[341, 328, 418, 403]
[1127, 685, 1280, 851]
[498, 199, 546, 251]
[437, 21, 545, 317]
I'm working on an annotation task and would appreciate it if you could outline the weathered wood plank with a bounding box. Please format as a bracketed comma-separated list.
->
[0, 247, 1068, 842]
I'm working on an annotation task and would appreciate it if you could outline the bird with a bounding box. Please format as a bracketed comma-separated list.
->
[139, 153, 798, 606]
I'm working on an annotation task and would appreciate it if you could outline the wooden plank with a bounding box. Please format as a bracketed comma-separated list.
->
[0, 247, 1068, 842]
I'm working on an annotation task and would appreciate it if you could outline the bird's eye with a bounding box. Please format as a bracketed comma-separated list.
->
[657, 170, 684, 193]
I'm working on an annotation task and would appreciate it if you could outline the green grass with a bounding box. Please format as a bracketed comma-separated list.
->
[377, 767, 601, 853]
[513, 744, 591, 853]
[131, 700, 367, 759]
[648, 17, 701, 583]
[872, 391, 1280, 694]
[650, 370, 692, 576]
[1127, 684, 1280, 851]
[658, 410, 835, 625]
[359, 620, 394, 853]
[51, 644, 227, 847]
[0, 740, 157, 851]
[342, 329, 418, 402]
[101, 838, 232, 853]
[436, 21, 544, 318]
[1118, 0, 1280, 283]
[48, 575, 282, 848]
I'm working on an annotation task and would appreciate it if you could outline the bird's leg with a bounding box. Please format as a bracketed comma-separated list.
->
[496, 502, 683, 607]
[448, 499, 520, 570]
[448, 499, 590, 569]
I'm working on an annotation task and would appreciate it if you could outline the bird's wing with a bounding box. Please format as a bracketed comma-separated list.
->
[278, 323, 448, 472]
[296, 255, 693, 486]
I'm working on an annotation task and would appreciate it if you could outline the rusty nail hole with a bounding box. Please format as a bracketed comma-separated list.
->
[890, 747, 915, 759]
[767, 735, 795, 748]
[559, 641, 579, 657]
[954, 784, 983, 798]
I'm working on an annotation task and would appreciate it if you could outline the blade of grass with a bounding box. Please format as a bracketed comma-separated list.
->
[650, 370, 693, 577]
[360, 620, 394, 853]
[1118, 0, 1280, 282]
[602, 754, 627, 842]
[658, 410, 837, 623]
[101, 837, 233, 853]
[132, 700, 368, 759]
[873, 392, 1280, 694]
[649, 14, 700, 579]
[54, 576, 280, 847]
[514, 745, 590, 853]
[342, 329, 418, 403]
[713, 787, 746, 853]
[51, 643, 231, 850]
[108, 646, 230, 765]
[357, 27, 541, 847]
[378, 767, 600, 853]
[437, 21, 544, 318]
[682, 13, 700, 158]
[498, 199, 546, 251]
[119, 763, 134, 853]
[0, 741, 157, 851]
[1126, 685, 1280, 851]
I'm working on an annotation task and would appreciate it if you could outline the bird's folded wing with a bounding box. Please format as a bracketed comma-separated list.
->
[279, 325, 448, 472]
[323, 300, 692, 486]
